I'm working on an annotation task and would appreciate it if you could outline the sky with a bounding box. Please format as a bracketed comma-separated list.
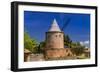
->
[24, 11, 90, 48]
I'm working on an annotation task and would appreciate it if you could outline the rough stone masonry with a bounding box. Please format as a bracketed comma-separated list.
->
[44, 19, 72, 60]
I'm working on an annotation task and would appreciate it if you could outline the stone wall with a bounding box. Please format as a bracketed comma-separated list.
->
[24, 54, 45, 62]
[29, 54, 45, 61]
[46, 32, 64, 49]
[45, 48, 66, 59]
[45, 48, 73, 59]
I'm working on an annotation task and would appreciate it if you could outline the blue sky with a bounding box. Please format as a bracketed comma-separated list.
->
[24, 11, 90, 47]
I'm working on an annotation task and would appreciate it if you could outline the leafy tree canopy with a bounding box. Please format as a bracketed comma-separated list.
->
[24, 32, 38, 52]
[71, 42, 85, 55]
[64, 35, 72, 48]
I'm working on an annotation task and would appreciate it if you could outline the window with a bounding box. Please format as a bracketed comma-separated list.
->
[55, 35, 57, 37]
[59, 34, 61, 37]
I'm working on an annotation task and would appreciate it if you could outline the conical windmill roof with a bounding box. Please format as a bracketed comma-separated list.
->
[49, 19, 61, 32]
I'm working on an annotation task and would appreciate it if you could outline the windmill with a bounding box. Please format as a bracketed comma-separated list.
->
[44, 18, 72, 59]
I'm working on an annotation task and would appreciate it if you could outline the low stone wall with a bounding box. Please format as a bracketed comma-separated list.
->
[27, 54, 45, 61]
[45, 48, 72, 59]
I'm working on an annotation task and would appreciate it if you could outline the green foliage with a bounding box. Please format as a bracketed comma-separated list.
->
[24, 32, 38, 52]
[39, 41, 46, 49]
[64, 35, 72, 48]
[64, 35, 85, 56]
[30, 41, 46, 54]
[38, 41, 46, 53]
[71, 42, 85, 55]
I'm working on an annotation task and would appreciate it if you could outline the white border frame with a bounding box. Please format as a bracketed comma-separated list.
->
[18, 5, 96, 69]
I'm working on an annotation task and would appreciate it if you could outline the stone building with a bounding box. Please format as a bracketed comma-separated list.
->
[24, 49, 31, 62]
[45, 19, 73, 59]
[46, 19, 64, 49]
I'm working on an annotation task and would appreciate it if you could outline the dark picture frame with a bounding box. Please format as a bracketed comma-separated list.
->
[11, 1, 97, 72]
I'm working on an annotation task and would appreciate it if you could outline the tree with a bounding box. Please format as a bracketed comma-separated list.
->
[38, 41, 46, 53]
[71, 42, 85, 55]
[64, 35, 72, 48]
[31, 41, 46, 54]
[24, 32, 38, 52]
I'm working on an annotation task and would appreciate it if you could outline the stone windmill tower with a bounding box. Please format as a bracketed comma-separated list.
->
[45, 19, 67, 59]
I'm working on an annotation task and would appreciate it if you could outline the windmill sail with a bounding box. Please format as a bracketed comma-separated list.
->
[61, 18, 71, 31]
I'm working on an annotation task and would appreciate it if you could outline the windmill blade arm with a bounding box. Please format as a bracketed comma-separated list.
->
[61, 18, 71, 31]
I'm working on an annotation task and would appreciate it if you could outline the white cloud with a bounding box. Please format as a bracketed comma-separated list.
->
[84, 40, 89, 44]
[80, 40, 90, 48]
